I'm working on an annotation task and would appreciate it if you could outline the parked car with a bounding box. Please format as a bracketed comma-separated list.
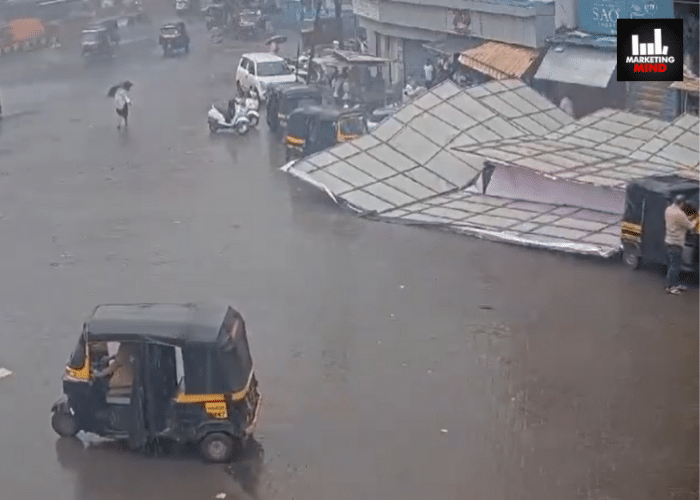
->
[235, 53, 296, 101]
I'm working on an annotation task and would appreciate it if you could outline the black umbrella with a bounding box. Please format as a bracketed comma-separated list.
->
[264, 35, 286, 46]
[107, 84, 121, 97]
[106, 81, 133, 97]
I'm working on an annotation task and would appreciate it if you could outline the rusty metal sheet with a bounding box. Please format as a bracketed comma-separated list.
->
[458, 41, 540, 80]
[670, 67, 699, 93]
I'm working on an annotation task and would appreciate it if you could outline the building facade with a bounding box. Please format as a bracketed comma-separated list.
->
[352, 0, 556, 85]
[534, 0, 698, 119]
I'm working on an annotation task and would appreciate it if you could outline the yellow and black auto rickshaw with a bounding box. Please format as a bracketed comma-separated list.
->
[285, 105, 366, 161]
[266, 82, 323, 133]
[88, 18, 121, 45]
[159, 21, 190, 57]
[203, 3, 227, 30]
[81, 27, 116, 62]
[621, 174, 699, 271]
[51, 303, 261, 463]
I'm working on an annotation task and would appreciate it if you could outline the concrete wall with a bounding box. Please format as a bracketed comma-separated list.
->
[373, 29, 406, 84]
[555, 0, 577, 29]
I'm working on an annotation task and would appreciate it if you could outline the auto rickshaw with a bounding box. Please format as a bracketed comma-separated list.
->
[203, 3, 226, 30]
[285, 105, 366, 161]
[266, 83, 323, 133]
[621, 174, 699, 272]
[50, 303, 261, 463]
[159, 21, 190, 57]
[236, 9, 261, 39]
[89, 18, 120, 45]
[81, 27, 116, 61]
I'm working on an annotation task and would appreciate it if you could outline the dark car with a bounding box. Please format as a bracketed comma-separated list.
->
[266, 82, 323, 133]
[621, 174, 699, 272]
[50, 303, 261, 463]
[159, 21, 190, 57]
[285, 105, 366, 161]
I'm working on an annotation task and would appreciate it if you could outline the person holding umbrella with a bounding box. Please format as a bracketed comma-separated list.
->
[108, 81, 133, 130]
[265, 35, 286, 56]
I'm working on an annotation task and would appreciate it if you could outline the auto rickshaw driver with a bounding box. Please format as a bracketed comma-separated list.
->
[93, 342, 135, 393]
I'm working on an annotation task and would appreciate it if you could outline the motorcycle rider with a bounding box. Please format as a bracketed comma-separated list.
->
[225, 98, 237, 123]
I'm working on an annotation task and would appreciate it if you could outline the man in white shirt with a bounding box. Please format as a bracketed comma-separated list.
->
[115, 81, 132, 130]
[423, 59, 435, 88]
[664, 194, 697, 294]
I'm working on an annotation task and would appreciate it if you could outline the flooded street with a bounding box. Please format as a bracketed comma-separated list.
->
[0, 15, 697, 500]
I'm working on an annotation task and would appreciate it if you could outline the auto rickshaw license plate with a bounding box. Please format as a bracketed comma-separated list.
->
[205, 401, 228, 419]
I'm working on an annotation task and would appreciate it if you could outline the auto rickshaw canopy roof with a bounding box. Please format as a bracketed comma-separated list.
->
[86, 303, 236, 344]
[626, 174, 699, 200]
[290, 104, 363, 122]
[84, 303, 254, 393]
[82, 27, 107, 36]
[270, 82, 322, 99]
[161, 21, 186, 31]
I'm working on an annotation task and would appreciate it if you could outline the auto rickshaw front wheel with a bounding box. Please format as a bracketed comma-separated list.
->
[200, 432, 236, 463]
[623, 248, 641, 269]
[51, 409, 79, 438]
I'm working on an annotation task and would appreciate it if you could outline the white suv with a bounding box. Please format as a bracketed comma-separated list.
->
[236, 53, 296, 101]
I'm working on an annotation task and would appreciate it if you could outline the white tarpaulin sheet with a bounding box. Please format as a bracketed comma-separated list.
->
[474, 162, 626, 214]
[282, 79, 696, 257]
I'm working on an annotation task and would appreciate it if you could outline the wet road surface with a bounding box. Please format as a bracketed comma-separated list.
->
[0, 14, 698, 500]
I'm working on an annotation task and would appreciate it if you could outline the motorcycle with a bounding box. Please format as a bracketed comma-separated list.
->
[237, 96, 260, 127]
[208, 104, 251, 135]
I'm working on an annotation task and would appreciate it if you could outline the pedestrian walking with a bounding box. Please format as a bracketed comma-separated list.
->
[423, 58, 435, 88]
[107, 81, 133, 130]
[664, 194, 695, 294]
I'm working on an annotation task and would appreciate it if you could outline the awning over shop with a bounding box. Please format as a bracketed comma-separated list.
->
[458, 41, 540, 80]
[331, 50, 392, 64]
[534, 45, 617, 88]
[670, 66, 699, 93]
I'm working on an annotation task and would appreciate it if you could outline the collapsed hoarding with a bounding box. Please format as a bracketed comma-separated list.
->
[282, 79, 698, 257]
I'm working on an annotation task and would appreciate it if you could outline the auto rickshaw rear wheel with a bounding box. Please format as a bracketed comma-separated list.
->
[200, 432, 236, 463]
[51, 409, 79, 438]
[623, 248, 641, 269]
